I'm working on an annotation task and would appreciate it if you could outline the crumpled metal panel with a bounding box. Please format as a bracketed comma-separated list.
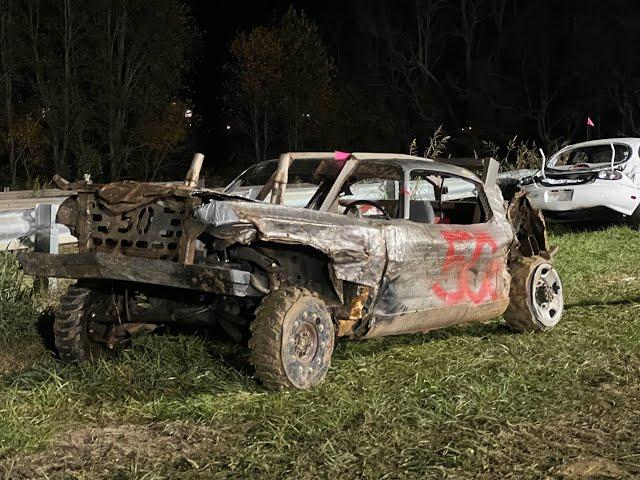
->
[364, 298, 510, 338]
[195, 200, 388, 287]
[372, 220, 511, 322]
[56, 179, 199, 214]
[195, 183, 516, 338]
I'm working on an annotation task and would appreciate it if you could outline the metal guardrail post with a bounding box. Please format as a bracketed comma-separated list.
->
[34, 204, 59, 254]
[34, 204, 59, 289]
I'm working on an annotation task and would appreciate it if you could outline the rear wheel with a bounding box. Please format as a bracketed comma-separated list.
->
[505, 256, 564, 332]
[249, 287, 335, 390]
[54, 284, 114, 362]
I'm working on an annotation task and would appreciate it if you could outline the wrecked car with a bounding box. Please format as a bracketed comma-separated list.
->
[18, 152, 564, 390]
[520, 138, 640, 226]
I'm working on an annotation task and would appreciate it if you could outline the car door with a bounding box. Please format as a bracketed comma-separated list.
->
[366, 170, 511, 338]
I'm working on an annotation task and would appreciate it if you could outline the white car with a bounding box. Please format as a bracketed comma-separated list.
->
[519, 138, 640, 226]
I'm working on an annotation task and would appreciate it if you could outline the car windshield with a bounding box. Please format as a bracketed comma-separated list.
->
[548, 144, 632, 170]
[224, 160, 277, 195]
[224, 158, 329, 207]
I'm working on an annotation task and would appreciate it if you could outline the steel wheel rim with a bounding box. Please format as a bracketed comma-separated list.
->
[292, 319, 319, 364]
[531, 263, 563, 327]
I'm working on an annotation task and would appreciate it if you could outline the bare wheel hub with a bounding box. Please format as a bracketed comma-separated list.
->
[530, 263, 563, 327]
[293, 318, 319, 363]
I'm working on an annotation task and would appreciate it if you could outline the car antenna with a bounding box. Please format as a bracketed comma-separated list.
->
[538, 148, 546, 178]
[610, 142, 615, 171]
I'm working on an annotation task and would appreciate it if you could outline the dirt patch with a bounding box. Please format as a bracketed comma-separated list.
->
[558, 457, 625, 479]
[1, 420, 238, 479]
[0, 342, 47, 374]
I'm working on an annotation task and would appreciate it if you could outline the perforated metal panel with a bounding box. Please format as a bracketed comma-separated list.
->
[87, 198, 186, 260]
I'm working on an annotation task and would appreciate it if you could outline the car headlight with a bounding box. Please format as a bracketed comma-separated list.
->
[597, 170, 623, 180]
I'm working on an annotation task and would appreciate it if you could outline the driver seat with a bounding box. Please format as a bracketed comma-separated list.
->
[409, 200, 435, 224]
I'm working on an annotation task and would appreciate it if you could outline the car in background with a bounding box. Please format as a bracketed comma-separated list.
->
[519, 138, 640, 226]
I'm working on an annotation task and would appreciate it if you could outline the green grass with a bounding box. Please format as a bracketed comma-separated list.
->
[1, 227, 640, 478]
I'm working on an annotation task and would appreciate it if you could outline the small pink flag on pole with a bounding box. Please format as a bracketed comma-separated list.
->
[586, 116, 595, 127]
[334, 151, 351, 165]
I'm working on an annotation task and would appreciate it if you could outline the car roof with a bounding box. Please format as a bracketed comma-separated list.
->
[282, 152, 481, 183]
[554, 137, 640, 152]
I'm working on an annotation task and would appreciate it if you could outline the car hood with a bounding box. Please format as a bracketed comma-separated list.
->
[193, 198, 388, 288]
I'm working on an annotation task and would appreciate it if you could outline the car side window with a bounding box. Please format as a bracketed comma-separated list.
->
[338, 163, 403, 219]
[409, 170, 489, 225]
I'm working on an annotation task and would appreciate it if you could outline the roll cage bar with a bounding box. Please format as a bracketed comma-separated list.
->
[254, 152, 499, 219]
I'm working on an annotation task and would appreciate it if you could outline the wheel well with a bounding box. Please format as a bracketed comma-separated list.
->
[507, 191, 550, 258]
[230, 242, 341, 306]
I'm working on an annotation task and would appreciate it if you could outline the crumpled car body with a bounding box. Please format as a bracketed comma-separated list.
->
[17, 151, 564, 389]
[18, 152, 552, 342]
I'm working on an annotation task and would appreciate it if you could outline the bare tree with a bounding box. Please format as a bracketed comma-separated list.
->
[382, 0, 456, 128]
[23, 0, 84, 176]
[521, 55, 574, 150]
[0, 0, 16, 186]
[228, 26, 284, 162]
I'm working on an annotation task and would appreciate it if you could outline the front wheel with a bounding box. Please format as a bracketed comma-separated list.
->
[504, 256, 564, 332]
[54, 284, 115, 362]
[249, 287, 335, 390]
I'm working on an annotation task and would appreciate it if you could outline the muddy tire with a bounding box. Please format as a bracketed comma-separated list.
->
[504, 256, 564, 332]
[54, 285, 112, 362]
[249, 287, 335, 390]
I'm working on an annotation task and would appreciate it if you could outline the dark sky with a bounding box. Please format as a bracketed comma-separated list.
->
[189, 1, 344, 156]
[187, 0, 640, 164]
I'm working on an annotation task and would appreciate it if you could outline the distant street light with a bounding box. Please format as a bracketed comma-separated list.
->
[184, 109, 193, 118]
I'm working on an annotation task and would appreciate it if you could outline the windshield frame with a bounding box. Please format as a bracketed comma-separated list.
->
[546, 142, 633, 172]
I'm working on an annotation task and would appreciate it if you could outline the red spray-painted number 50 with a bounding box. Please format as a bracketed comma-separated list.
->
[432, 230, 502, 305]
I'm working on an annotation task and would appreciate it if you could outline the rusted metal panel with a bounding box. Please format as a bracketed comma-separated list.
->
[87, 198, 187, 260]
[17, 252, 255, 296]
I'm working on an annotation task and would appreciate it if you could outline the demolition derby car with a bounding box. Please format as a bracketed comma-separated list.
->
[18, 152, 564, 390]
[519, 138, 640, 225]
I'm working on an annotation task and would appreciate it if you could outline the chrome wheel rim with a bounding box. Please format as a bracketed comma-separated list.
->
[531, 263, 563, 327]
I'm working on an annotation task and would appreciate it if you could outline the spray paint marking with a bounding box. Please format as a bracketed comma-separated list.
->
[432, 230, 502, 305]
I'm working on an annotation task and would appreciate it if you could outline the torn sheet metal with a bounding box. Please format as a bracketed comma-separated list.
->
[194, 182, 516, 339]
[195, 199, 388, 288]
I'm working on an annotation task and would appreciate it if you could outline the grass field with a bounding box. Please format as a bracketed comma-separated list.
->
[0, 226, 639, 479]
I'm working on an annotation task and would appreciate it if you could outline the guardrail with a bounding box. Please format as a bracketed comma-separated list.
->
[0, 204, 76, 252]
[0, 188, 75, 251]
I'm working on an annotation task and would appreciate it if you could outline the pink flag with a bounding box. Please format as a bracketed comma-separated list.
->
[334, 151, 351, 164]
[586, 117, 595, 127]
[334, 151, 351, 161]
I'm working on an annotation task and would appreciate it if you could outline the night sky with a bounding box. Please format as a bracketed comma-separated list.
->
[189, 0, 345, 158]
[188, 0, 640, 166]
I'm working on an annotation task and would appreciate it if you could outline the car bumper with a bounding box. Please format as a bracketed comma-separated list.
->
[17, 252, 258, 296]
[540, 207, 625, 223]
[521, 180, 640, 216]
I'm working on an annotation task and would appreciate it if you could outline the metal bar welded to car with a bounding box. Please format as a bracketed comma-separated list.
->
[482, 158, 499, 187]
[17, 251, 256, 296]
[271, 152, 335, 205]
[318, 158, 359, 212]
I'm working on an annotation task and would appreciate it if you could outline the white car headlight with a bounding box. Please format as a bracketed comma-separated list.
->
[597, 170, 623, 180]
